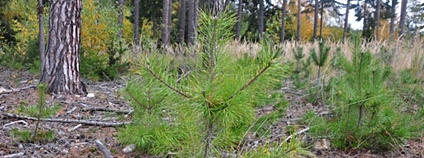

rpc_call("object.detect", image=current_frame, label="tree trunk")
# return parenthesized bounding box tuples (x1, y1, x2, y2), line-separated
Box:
(41, 0, 84, 95)
(134, 0, 140, 50)
(236, 0, 243, 40)
(187, 0, 198, 45)
(162, 0, 171, 46)
(280, 0, 287, 43)
(297, 0, 301, 41)
(209, 0, 222, 16)
(343, 0, 350, 41)
(399, 0, 407, 38)
(319, 0, 323, 39)
(362, 0, 368, 35)
(375, 0, 380, 41)
(258, 0, 264, 39)
(179, 0, 186, 43)
(389, 0, 397, 41)
(118, 0, 124, 40)
(313, 0, 319, 40)
(37, 0, 45, 74)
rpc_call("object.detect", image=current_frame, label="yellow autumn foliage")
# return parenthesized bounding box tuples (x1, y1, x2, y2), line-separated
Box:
(3, 0, 43, 56)
(2, 0, 134, 56)
(81, 0, 133, 53)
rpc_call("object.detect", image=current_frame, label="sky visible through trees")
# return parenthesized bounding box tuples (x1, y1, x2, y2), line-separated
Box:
(271, 0, 424, 30)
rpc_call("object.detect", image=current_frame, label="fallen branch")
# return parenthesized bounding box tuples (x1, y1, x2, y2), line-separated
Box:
(2, 120, 28, 129)
(94, 139, 113, 158)
(278, 127, 310, 148)
(65, 107, 78, 114)
(81, 107, 132, 115)
(1, 152, 24, 158)
(2, 112, 131, 127)
(0, 84, 36, 94)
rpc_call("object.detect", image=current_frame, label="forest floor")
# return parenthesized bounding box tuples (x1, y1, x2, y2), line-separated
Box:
(0, 67, 423, 157)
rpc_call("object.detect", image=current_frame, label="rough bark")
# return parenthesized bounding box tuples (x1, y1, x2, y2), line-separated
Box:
(343, 0, 350, 41)
(313, 0, 319, 40)
(37, 0, 45, 74)
(118, 0, 124, 39)
(134, 0, 140, 50)
(236, 0, 243, 40)
(41, 0, 84, 95)
(179, 0, 186, 43)
(280, 0, 287, 43)
(209, 0, 222, 16)
(258, 0, 264, 39)
(297, 0, 301, 41)
(375, 0, 380, 41)
(162, 0, 171, 46)
(399, 0, 408, 38)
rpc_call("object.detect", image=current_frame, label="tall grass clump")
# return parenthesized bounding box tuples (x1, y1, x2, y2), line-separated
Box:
(118, 10, 291, 157)
(304, 32, 424, 151)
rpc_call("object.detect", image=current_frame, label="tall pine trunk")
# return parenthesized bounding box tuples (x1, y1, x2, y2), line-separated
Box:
(389, 0, 397, 41)
(280, 0, 287, 43)
(313, 0, 319, 40)
(37, 0, 45, 74)
(362, 0, 368, 36)
(179, 0, 186, 43)
(297, 0, 301, 41)
(258, 0, 264, 39)
(41, 0, 84, 95)
(188, 0, 198, 45)
(236, 0, 243, 40)
(118, 0, 124, 40)
(162, 0, 171, 46)
(319, 0, 323, 39)
(134, 0, 140, 50)
(343, 0, 350, 42)
(375, 0, 381, 41)
(399, 0, 407, 38)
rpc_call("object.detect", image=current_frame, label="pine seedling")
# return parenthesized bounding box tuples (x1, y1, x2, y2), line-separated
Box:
(12, 84, 59, 143)
(292, 47, 311, 88)
(119, 10, 289, 157)
(311, 40, 330, 88)
(33, 84, 47, 139)
(293, 46, 305, 74)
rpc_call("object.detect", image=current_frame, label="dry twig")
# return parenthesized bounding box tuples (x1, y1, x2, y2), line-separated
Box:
(2, 112, 130, 127)
(94, 139, 113, 158)
(81, 107, 131, 115)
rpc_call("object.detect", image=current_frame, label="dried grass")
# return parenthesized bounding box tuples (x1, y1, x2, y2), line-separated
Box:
(128, 37, 424, 74)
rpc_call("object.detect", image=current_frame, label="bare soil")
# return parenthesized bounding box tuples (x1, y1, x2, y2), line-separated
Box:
(0, 67, 423, 157)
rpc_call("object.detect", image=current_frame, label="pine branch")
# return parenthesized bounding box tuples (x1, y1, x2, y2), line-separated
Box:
(145, 64, 192, 98)
(227, 62, 272, 101)
(125, 87, 148, 108)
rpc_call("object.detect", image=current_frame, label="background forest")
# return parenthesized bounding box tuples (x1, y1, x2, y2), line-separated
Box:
(1, 0, 424, 157)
